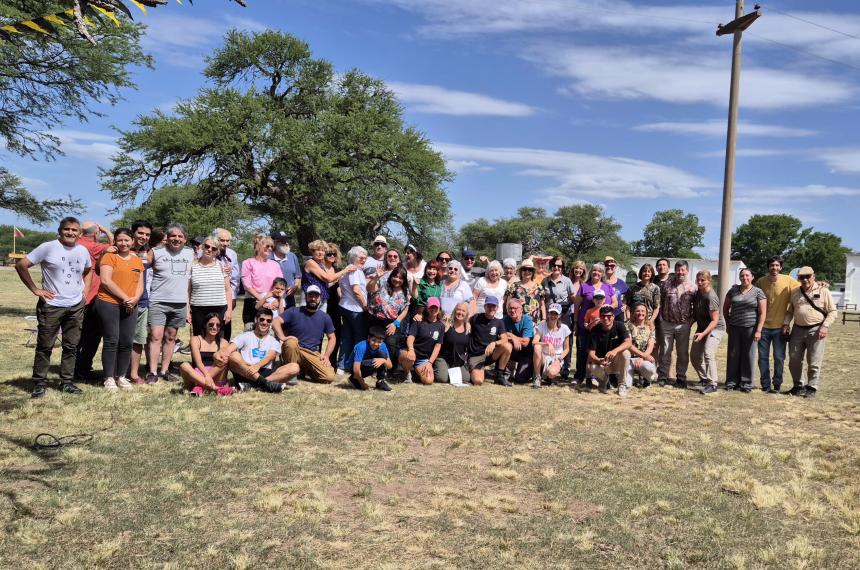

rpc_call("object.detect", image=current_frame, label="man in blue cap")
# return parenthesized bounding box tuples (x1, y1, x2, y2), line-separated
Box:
(466, 295, 512, 386)
(460, 247, 487, 288)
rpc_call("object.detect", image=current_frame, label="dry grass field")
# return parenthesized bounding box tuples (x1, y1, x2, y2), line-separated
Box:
(1, 267, 858, 569)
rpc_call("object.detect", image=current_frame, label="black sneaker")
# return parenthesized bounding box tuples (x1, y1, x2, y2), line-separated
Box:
(235, 382, 252, 392)
(657, 378, 668, 387)
(788, 385, 805, 396)
(145, 372, 159, 384)
(674, 379, 687, 389)
(700, 384, 718, 395)
(263, 380, 285, 393)
(375, 379, 392, 392)
(608, 374, 619, 390)
(349, 376, 369, 391)
(31, 382, 47, 399)
(59, 382, 83, 395)
(804, 387, 817, 399)
(160, 371, 179, 383)
(739, 385, 752, 393)
(598, 378, 609, 394)
(724, 383, 737, 391)
(641, 379, 651, 389)
(766, 387, 779, 394)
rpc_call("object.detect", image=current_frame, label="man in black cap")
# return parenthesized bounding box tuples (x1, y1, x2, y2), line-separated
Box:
(588, 305, 632, 395)
(270, 230, 302, 309)
(460, 247, 487, 288)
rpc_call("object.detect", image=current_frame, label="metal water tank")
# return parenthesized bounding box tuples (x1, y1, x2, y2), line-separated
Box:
(496, 243, 522, 262)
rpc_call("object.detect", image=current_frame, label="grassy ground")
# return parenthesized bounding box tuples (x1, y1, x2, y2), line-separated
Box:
(0, 267, 858, 569)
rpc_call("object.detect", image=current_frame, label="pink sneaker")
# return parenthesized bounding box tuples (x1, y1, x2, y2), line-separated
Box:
(216, 386, 234, 396)
(190, 386, 204, 397)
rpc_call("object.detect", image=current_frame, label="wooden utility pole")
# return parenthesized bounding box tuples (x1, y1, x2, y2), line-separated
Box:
(716, 1, 761, 300)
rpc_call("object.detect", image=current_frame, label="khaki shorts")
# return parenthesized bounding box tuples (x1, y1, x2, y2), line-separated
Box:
(134, 307, 149, 345)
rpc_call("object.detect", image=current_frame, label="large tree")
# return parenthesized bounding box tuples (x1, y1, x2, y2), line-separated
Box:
(633, 209, 704, 258)
(0, 1, 149, 221)
(101, 30, 452, 253)
(732, 214, 805, 277)
(458, 205, 629, 264)
(786, 231, 850, 283)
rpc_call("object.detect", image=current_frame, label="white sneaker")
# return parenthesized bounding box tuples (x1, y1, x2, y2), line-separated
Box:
(104, 377, 118, 391)
(618, 384, 628, 397)
(403, 371, 413, 384)
(115, 376, 133, 390)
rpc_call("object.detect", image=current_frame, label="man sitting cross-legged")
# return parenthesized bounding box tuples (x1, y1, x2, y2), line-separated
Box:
(588, 305, 633, 396)
(273, 285, 337, 383)
(348, 326, 393, 391)
(466, 295, 512, 386)
(227, 307, 299, 392)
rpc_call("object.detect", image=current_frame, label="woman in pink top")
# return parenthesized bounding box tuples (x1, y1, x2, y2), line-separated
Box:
(241, 235, 283, 326)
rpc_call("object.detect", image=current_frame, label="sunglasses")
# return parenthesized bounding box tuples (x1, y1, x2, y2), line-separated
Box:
(448, 268, 459, 272)
(202, 244, 218, 251)
(600, 314, 614, 319)
(798, 275, 813, 280)
(257, 318, 272, 323)
(387, 254, 400, 259)
(263, 245, 273, 250)
(206, 322, 221, 328)
(437, 257, 451, 262)
(463, 257, 475, 261)
(521, 268, 534, 272)
(326, 252, 337, 257)
(374, 243, 387, 247)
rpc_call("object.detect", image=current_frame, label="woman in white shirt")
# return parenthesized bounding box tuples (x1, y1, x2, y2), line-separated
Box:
(473, 260, 507, 319)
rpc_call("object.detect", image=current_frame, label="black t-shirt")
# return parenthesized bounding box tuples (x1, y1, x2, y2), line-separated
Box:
(442, 326, 468, 366)
(411, 320, 444, 360)
(467, 314, 506, 356)
(588, 321, 629, 358)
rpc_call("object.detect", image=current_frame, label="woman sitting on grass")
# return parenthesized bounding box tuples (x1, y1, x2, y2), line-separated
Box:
(179, 312, 234, 396)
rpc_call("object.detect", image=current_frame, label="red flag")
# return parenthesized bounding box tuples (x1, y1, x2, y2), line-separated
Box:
(13, 226, 24, 238)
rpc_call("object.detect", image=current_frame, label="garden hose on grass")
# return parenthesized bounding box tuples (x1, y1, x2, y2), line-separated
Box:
(33, 433, 94, 450)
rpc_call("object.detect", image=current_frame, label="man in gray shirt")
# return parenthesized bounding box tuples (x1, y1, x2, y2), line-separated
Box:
(146, 223, 195, 383)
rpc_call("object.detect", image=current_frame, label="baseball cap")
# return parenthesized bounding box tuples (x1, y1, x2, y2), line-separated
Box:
(548, 303, 562, 314)
(191, 236, 205, 246)
(306, 285, 322, 295)
(604, 255, 617, 263)
(797, 266, 814, 276)
(427, 297, 441, 308)
(599, 305, 614, 315)
(593, 289, 606, 298)
(485, 295, 500, 306)
(372, 235, 388, 246)
(462, 248, 476, 258)
(271, 230, 289, 241)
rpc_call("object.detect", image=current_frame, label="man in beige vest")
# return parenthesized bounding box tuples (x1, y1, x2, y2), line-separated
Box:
(782, 266, 837, 399)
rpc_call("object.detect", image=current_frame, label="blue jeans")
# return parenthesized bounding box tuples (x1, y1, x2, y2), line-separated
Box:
(337, 308, 367, 371)
(758, 327, 786, 390)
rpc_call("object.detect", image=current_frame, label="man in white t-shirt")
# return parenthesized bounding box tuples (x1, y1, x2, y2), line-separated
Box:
(16, 217, 93, 398)
(366, 235, 388, 271)
(226, 308, 299, 392)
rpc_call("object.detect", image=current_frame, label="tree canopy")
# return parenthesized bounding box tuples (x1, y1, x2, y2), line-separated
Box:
(786, 231, 851, 283)
(633, 209, 703, 259)
(0, 1, 149, 222)
(101, 30, 452, 254)
(458, 205, 629, 264)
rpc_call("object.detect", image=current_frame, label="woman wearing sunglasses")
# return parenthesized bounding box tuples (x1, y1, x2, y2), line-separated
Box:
(302, 239, 356, 312)
(179, 312, 233, 396)
(188, 236, 233, 337)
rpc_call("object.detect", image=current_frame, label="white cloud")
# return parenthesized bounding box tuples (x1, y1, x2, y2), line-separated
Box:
(812, 148, 860, 174)
(435, 142, 714, 204)
(526, 44, 854, 110)
(48, 130, 118, 165)
(635, 121, 817, 138)
(388, 82, 537, 116)
(735, 184, 860, 204)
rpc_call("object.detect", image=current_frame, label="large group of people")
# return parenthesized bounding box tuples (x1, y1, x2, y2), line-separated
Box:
(17, 217, 837, 400)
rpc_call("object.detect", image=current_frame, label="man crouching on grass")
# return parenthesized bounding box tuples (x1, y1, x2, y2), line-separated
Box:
(348, 326, 393, 391)
(588, 305, 633, 396)
(227, 308, 299, 392)
(466, 296, 513, 386)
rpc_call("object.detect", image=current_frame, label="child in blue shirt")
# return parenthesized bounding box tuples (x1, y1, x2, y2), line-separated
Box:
(348, 326, 393, 391)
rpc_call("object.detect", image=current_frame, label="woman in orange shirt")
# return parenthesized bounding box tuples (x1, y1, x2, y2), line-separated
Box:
(95, 228, 144, 391)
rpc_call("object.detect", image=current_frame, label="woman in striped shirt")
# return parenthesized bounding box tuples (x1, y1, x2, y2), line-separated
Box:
(188, 236, 233, 337)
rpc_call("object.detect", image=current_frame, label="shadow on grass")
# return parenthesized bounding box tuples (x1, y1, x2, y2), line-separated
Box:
(0, 305, 36, 319)
(0, 433, 64, 523)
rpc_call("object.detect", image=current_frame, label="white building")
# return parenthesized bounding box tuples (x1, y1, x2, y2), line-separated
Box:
(622, 257, 748, 292)
(843, 252, 860, 308)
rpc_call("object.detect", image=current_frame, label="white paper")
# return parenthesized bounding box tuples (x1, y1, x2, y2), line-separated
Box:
(448, 366, 467, 387)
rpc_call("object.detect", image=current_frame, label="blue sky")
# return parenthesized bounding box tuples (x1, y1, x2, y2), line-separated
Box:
(4, 0, 860, 256)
